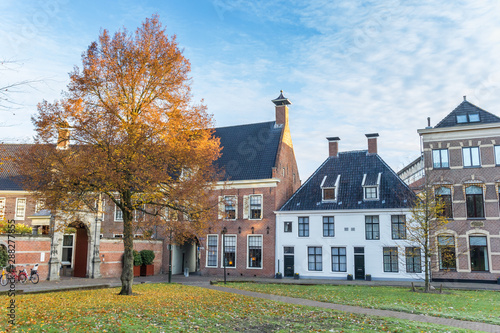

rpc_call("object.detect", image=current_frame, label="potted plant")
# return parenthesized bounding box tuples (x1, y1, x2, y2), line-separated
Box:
(347, 274, 353, 280)
(294, 272, 299, 280)
(133, 250, 142, 277)
(275, 272, 282, 279)
(140, 249, 155, 276)
(365, 274, 372, 281)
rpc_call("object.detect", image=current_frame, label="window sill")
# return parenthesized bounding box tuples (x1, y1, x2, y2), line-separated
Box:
(467, 217, 486, 220)
(432, 167, 450, 170)
(463, 166, 481, 169)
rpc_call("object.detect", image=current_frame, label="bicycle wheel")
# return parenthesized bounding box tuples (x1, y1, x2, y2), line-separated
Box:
(18, 273, 27, 284)
(31, 273, 39, 284)
(0, 274, 7, 286)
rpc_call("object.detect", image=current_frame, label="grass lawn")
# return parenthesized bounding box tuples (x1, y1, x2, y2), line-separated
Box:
(223, 283, 500, 325)
(0, 283, 476, 332)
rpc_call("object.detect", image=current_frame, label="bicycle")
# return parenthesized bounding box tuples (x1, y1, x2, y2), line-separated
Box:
(0, 267, 7, 286)
(6, 265, 27, 284)
(21, 264, 39, 284)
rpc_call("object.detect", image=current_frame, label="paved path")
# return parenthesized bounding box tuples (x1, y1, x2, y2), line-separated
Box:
(5, 274, 500, 332)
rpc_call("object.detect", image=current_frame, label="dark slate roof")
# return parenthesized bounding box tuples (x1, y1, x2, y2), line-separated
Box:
(280, 150, 415, 211)
(434, 100, 500, 128)
(0, 144, 30, 191)
(213, 121, 283, 181)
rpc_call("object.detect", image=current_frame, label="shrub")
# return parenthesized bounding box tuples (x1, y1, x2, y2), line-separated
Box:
(140, 250, 155, 265)
(0, 219, 32, 235)
(0, 246, 7, 267)
(133, 250, 143, 266)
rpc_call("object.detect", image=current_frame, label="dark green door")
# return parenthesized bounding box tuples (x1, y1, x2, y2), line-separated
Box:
(284, 255, 294, 277)
(354, 255, 365, 280)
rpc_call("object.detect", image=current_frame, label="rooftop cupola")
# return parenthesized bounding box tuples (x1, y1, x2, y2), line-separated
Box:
(272, 90, 291, 127)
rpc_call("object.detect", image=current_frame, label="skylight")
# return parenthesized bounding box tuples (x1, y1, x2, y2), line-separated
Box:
(456, 113, 480, 124)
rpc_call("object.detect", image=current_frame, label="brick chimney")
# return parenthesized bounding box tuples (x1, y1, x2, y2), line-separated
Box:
(327, 137, 340, 157)
(57, 120, 71, 150)
(272, 90, 291, 127)
(365, 133, 379, 154)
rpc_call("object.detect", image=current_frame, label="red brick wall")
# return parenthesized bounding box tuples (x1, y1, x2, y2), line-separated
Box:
(99, 238, 163, 278)
(0, 235, 51, 281)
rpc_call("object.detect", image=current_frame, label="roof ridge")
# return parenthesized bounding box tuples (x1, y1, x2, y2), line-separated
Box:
(434, 100, 500, 128)
(214, 120, 275, 130)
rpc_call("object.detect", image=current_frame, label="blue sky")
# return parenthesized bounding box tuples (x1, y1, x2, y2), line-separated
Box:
(2, 0, 500, 181)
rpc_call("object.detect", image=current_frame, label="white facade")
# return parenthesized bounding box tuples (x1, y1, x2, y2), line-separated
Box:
(275, 208, 425, 281)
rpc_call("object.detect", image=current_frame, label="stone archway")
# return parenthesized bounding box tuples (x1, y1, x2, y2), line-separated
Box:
(68, 221, 89, 278)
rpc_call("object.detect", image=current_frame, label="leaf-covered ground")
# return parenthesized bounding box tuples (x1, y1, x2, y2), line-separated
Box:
(224, 283, 500, 325)
(1, 283, 475, 332)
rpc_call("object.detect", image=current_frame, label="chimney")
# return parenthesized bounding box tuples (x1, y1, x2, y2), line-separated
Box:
(57, 120, 71, 150)
(327, 137, 340, 157)
(365, 133, 379, 154)
(271, 90, 291, 127)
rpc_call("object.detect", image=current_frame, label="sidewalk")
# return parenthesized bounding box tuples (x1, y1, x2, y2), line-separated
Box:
(3, 274, 500, 332)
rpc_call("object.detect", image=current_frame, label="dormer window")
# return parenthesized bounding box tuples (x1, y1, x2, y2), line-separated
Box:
(321, 174, 340, 202)
(362, 173, 381, 201)
(456, 113, 480, 124)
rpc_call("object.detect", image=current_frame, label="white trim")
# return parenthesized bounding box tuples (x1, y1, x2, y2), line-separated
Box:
(15, 198, 26, 220)
(213, 178, 280, 189)
(206, 234, 219, 268)
(247, 234, 263, 269)
(221, 234, 237, 268)
(248, 194, 263, 220)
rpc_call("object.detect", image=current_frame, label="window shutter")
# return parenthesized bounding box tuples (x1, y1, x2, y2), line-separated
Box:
(234, 196, 238, 220)
(243, 195, 249, 219)
(218, 196, 224, 220)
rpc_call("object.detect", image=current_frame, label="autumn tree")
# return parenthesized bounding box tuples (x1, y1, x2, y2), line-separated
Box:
(18, 15, 221, 295)
(405, 182, 449, 292)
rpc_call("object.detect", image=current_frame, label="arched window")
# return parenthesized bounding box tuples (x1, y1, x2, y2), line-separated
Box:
(435, 187, 452, 218)
(465, 186, 484, 218)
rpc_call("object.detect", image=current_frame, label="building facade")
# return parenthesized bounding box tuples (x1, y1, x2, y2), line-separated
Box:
(418, 97, 500, 282)
(198, 91, 300, 278)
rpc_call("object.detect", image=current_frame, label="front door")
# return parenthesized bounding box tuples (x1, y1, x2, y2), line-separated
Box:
(354, 255, 365, 280)
(284, 255, 294, 277)
(73, 227, 88, 278)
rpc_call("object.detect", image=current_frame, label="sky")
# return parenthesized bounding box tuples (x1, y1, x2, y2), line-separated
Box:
(2, 0, 500, 181)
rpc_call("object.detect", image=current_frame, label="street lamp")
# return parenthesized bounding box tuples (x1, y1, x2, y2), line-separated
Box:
(221, 227, 227, 284)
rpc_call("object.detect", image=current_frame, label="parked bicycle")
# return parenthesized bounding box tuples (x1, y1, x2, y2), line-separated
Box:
(2, 265, 27, 284)
(0, 267, 8, 286)
(21, 264, 39, 284)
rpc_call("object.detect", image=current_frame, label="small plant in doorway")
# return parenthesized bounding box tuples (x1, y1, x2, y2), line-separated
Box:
(133, 250, 142, 277)
(275, 272, 282, 279)
(140, 250, 155, 276)
(347, 274, 353, 280)
(293, 273, 299, 280)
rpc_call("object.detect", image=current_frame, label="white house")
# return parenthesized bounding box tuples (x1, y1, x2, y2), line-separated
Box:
(275, 134, 424, 281)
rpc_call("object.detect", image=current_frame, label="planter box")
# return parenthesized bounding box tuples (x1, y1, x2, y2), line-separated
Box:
(365, 274, 372, 281)
(347, 274, 353, 280)
(140, 264, 154, 276)
(133, 265, 141, 277)
(275, 273, 282, 279)
(294, 274, 299, 280)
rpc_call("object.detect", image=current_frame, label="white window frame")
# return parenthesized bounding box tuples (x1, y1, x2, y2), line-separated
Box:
(114, 201, 123, 222)
(495, 145, 500, 166)
(362, 173, 381, 201)
(221, 234, 237, 268)
(206, 234, 218, 268)
(462, 147, 481, 167)
(113, 233, 123, 238)
(321, 175, 340, 202)
(224, 195, 237, 220)
(15, 198, 27, 220)
(248, 194, 263, 220)
(247, 234, 263, 269)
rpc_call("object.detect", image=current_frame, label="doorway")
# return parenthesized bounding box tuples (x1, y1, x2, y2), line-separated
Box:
(69, 222, 89, 278)
(354, 247, 365, 280)
(284, 246, 294, 277)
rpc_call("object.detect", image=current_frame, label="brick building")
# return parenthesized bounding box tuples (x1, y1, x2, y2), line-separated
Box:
(418, 97, 500, 282)
(198, 91, 300, 278)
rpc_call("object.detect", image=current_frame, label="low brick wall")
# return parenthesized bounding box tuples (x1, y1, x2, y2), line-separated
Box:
(99, 238, 163, 278)
(0, 235, 51, 281)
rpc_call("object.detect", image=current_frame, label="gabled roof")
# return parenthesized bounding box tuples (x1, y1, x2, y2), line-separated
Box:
(213, 121, 283, 181)
(0, 144, 30, 191)
(434, 100, 500, 128)
(280, 150, 414, 211)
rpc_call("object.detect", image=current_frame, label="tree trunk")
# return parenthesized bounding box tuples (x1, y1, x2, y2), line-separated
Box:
(119, 195, 134, 295)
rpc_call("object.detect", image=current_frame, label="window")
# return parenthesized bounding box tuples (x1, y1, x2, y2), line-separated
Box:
(323, 188, 335, 201)
(206, 235, 218, 267)
(248, 235, 262, 268)
(249, 195, 262, 219)
(391, 215, 406, 239)
(364, 186, 378, 199)
(437, 235, 456, 270)
(298, 217, 309, 237)
(495, 146, 500, 165)
(331, 247, 346, 272)
(462, 147, 480, 167)
(114, 202, 123, 221)
(223, 235, 236, 267)
(365, 216, 380, 240)
(35, 199, 46, 213)
(456, 113, 480, 123)
(284, 246, 294, 254)
(405, 247, 421, 273)
(470, 236, 488, 271)
(113, 234, 123, 238)
(432, 149, 449, 169)
(323, 216, 335, 237)
(62, 234, 74, 265)
(15, 198, 26, 220)
(435, 187, 452, 218)
(383, 247, 398, 272)
(284, 221, 292, 233)
(224, 196, 236, 220)
(0, 198, 5, 219)
(308, 247, 322, 271)
(466, 186, 484, 218)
